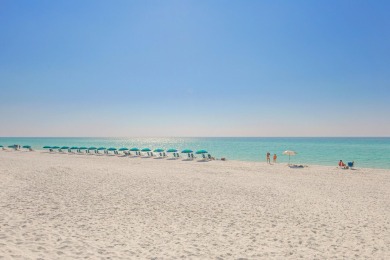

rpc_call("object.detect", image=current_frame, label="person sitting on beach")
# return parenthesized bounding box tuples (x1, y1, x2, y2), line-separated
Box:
(339, 160, 349, 169)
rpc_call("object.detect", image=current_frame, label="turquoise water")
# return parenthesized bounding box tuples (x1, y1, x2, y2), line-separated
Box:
(1, 137, 389, 169)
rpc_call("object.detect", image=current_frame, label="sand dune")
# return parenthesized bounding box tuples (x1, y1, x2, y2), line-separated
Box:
(1, 151, 389, 259)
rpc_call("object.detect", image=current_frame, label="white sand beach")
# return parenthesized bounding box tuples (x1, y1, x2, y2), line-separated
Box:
(1, 150, 389, 259)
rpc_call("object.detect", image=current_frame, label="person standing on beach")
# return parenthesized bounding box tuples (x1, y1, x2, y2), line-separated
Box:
(266, 152, 271, 164)
(273, 154, 277, 163)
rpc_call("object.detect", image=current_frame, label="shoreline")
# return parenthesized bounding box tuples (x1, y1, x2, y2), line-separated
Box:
(1, 148, 390, 171)
(1, 137, 389, 170)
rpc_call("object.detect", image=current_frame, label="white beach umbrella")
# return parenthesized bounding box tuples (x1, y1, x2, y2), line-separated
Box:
(283, 150, 297, 164)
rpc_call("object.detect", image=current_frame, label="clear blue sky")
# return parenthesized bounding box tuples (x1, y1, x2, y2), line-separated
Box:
(1, 0, 389, 137)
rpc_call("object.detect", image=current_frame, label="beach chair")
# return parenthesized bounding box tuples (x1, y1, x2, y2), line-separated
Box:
(347, 161, 355, 170)
(207, 154, 215, 160)
(198, 154, 208, 162)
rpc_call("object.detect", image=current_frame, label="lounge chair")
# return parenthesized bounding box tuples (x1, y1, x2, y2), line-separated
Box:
(347, 161, 355, 170)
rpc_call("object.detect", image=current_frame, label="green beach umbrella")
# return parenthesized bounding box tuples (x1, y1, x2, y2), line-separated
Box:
(166, 148, 177, 153)
(79, 147, 88, 150)
(51, 146, 60, 149)
(70, 146, 78, 150)
(195, 149, 208, 154)
(8, 145, 16, 148)
(118, 148, 129, 151)
(153, 148, 164, 152)
(141, 148, 151, 152)
(22, 145, 31, 148)
(107, 147, 117, 151)
(43, 146, 52, 149)
(97, 147, 106, 150)
(0, 145, 3, 148)
(88, 147, 97, 150)
(130, 148, 139, 151)
(181, 149, 193, 153)
(61, 146, 69, 149)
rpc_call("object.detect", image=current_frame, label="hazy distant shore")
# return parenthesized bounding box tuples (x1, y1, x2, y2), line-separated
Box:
(1, 151, 389, 259)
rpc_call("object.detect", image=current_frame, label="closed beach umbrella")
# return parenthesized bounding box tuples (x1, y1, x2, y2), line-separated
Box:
(166, 148, 177, 153)
(181, 149, 193, 154)
(283, 150, 297, 164)
(154, 148, 164, 152)
(195, 149, 208, 154)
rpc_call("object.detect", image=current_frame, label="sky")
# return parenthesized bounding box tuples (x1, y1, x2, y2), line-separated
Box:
(0, 0, 389, 137)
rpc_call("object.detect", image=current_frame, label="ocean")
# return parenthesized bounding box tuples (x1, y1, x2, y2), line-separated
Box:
(0, 137, 389, 169)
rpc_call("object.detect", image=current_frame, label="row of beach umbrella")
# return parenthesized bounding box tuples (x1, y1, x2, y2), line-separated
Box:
(1, 145, 207, 154)
(41, 146, 209, 155)
(0, 145, 32, 149)
(1, 145, 210, 159)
